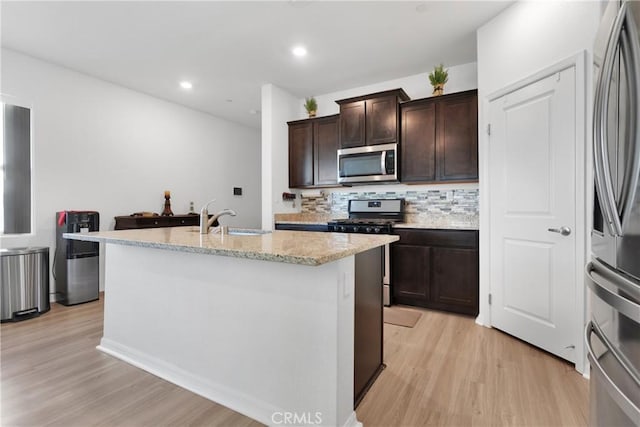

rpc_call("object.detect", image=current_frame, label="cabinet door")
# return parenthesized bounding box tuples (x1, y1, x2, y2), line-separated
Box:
(314, 116, 339, 186)
(391, 244, 430, 307)
(366, 96, 398, 145)
(400, 100, 436, 182)
(289, 122, 314, 188)
(436, 92, 478, 181)
(339, 101, 366, 148)
(430, 247, 479, 315)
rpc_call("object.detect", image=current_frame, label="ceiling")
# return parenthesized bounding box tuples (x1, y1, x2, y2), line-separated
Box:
(1, 1, 512, 129)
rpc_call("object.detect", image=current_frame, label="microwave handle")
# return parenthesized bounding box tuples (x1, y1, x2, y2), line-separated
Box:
(380, 151, 387, 174)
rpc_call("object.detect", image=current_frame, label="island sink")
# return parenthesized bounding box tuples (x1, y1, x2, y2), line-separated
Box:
(226, 228, 271, 236)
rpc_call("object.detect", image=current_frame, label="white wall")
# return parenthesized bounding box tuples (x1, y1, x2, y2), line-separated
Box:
(1, 48, 261, 294)
(261, 83, 300, 230)
(477, 1, 601, 96)
(476, 0, 602, 373)
(305, 62, 477, 119)
(260, 62, 479, 218)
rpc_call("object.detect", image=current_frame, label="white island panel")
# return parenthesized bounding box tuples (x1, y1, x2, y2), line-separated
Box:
(99, 243, 360, 427)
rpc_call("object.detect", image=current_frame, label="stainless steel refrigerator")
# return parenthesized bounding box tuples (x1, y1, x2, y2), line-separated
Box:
(588, 1, 640, 425)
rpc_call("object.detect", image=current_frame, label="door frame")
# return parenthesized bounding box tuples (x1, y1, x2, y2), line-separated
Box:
(478, 51, 590, 373)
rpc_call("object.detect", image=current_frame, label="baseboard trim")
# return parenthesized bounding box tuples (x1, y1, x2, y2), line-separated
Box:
(97, 338, 278, 426)
(342, 411, 362, 427)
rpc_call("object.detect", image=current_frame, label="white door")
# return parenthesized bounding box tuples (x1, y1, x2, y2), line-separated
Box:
(488, 67, 577, 362)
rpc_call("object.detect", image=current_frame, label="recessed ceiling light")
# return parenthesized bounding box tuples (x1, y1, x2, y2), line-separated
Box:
(180, 81, 193, 90)
(292, 46, 307, 57)
(226, 99, 233, 103)
(415, 2, 428, 13)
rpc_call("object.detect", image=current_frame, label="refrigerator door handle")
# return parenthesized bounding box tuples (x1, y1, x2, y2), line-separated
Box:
(619, 6, 640, 229)
(594, 2, 627, 237)
(585, 321, 640, 422)
(586, 260, 640, 324)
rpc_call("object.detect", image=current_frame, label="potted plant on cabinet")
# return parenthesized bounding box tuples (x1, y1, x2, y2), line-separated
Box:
(304, 97, 318, 117)
(429, 64, 449, 96)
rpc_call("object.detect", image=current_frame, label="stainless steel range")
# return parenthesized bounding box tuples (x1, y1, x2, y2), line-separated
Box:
(328, 199, 405, 233)
(328, 199, 404, 306)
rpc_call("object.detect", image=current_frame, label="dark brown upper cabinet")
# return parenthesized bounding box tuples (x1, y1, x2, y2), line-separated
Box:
(314, 115, 340, 186)
(401, 100, 436, 182)
(400, 89, 478, 183)
(288, 114, 340, 188)
(338, 101, 365, 148)
(437, 91, 478, 181)
(288, 121, 314, 188)
(336, 89, 410, 149)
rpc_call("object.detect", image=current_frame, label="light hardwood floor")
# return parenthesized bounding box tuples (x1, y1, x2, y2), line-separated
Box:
(358, 307, 589, 426)
(1, 297, 588, 426)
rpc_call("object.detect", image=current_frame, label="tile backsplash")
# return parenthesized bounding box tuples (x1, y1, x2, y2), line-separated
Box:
(300, 189, 479, 216)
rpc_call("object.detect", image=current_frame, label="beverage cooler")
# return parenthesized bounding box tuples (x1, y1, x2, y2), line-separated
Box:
(55, 211, 100, 305)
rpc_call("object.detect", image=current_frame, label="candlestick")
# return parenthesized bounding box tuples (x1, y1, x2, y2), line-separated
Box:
(161, 190, 174, 216)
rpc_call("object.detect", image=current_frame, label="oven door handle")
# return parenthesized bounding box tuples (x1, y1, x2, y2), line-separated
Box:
(585, 321, 640, 422)
(586, 260, 640, 324)
(380, 151, 387, 175)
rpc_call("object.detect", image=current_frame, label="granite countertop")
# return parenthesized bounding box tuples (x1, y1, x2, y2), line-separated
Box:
(394, 214, 479, 230)
(274, 213, 479, 230)
(273, 213, 346, 225)
(64, 227, 398, 266)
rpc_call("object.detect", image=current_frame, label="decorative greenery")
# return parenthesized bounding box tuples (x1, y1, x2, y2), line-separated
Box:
(428, 64, 449, 87)
(304, 97, 318, 113)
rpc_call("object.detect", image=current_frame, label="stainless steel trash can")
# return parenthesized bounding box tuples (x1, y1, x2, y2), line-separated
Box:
(0, 247, 50, 322)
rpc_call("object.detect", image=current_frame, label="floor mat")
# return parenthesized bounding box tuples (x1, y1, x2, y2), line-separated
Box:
(383, 306, 422, 328)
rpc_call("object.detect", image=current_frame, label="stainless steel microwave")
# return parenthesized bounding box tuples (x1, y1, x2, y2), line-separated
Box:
(337, 143, 398, 184)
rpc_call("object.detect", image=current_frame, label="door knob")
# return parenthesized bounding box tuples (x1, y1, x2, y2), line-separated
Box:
(548, 226, 572, 236)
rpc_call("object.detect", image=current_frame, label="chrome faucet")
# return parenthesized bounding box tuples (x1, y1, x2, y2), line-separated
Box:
(209, 209, 237, 234)
(200, 199, 237, 234)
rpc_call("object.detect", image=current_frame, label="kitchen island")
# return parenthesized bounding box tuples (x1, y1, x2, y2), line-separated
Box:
(64, 227, 397, 427)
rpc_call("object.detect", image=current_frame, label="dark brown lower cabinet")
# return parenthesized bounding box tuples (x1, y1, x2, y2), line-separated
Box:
(354, 246, 384, 408)
(391, 229, 479, 316)
(391, 244, 430, 306)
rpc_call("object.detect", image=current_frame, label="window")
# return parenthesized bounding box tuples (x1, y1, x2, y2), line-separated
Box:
(1, 101, 32, 234)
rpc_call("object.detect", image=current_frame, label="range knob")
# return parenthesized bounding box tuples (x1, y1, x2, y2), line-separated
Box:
(351, 226, 359, 233)
(339, 226, 346, 232)
(365, 227, 373, 233)
(373, 227, 381, 233)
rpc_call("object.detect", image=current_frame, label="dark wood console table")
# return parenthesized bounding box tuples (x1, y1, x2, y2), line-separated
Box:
(114, 214, 200, 230)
